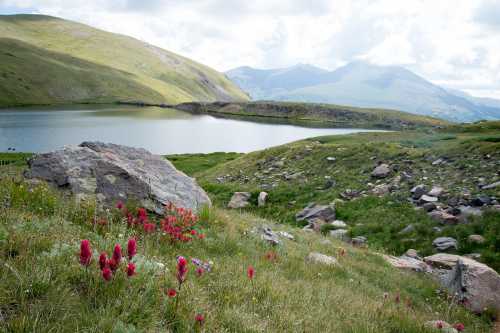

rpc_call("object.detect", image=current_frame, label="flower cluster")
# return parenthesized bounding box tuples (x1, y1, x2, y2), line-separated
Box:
(79, 238, 138, 281)
(116, 202, 205, 243)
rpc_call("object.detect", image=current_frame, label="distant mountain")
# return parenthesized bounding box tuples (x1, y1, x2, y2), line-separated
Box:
(0, 14, 248, 107)
(226, 61, 500, 122)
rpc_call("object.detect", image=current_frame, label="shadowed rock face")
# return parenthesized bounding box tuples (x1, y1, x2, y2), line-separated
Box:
(24, 142, 211, 213)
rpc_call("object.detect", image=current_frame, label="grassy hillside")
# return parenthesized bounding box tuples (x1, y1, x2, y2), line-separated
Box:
(0, 168, 492, 332)
(170, 122, 500, 271)
(0, 14, 249, 107)
(174, 101, 450, 130)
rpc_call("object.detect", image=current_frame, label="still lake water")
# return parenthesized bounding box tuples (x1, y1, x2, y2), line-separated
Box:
(0, 105, 380, 154)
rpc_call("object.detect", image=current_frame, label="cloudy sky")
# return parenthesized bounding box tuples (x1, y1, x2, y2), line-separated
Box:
(1, 0, 500, 98)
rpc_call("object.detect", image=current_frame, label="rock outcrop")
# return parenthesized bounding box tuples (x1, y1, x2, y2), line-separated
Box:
(25, 142, 211, 213)
(227, 192, 251, 209)
(424, 253, 500, 314)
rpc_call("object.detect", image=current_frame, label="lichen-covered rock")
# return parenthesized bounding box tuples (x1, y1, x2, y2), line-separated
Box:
(371, 164, 391, 178)
(24, 142, 211, 213)
(424, 253, 500, 314)
(296, 203, 336, 224)
(305, 252, 338, 266)
(227, 192, 251, 209)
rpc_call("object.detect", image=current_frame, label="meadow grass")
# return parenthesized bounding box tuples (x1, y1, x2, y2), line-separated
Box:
(0, 173, 494, 332)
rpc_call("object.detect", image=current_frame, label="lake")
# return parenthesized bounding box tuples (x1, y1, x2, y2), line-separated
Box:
(0, 105, 381, 154)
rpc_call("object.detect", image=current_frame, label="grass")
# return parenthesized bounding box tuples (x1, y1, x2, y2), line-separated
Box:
(166, 152, 243, 177)
(178, 123, 500, 272)
(0, 175, 493, 332)
(0, 14, 248, 108)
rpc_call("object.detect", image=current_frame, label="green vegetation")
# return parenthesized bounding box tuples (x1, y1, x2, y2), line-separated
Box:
(0, 173, 492, 332)
(167, 152, 242, 176)
(175, 101, 450, 130)
(0, 14, 248, 108)
(176, 122, 500, 271)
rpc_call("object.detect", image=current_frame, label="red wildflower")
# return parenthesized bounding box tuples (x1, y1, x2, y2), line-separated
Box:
(116, 201, 124, 210)
(107, 258, 118, 272)
(127, 262, 136, 277)
(143, 223, 156, 233)
(435, 321, 444, 329)
(176, 256, 188, 284)
(198, 234, 205, 240)
(196, 267, 204, 277)
(127, 238, 137, 260)
(265, 251, 278, 262)
(126, 213, 134, 227)
(79, 239, 92, 266)
(112, 244, 122, 265)
(166, 288, 177, 298)
(98, 252, 107, 270)
(339, 248, 346, 257)
(194, 313, 205, 326)
(453, 323, 465, 332)
(190, 229, 197, 236)
(97, 218, 107, 226)
(102, 267, 113, 281)
(137, 208, 148, 223)
(247, 265, 255, 280)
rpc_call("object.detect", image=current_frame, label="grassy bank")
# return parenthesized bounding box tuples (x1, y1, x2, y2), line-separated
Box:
(169, 122, 500, 272)
(0, 173, 493, 332)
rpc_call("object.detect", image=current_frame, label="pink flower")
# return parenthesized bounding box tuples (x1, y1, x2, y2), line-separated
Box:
(194, 313, 205, 326)
(190, 229, 197, 236)
(247, 265, 255, 280)
(112, 244, 122, 265)
(435, 321, 444, 329)
(196, 267, 204, 277)
(98, 252, 107, 270)
(166, 288, 177, 298)
(127, 238, 137, 260)
(127, 262, 136, 277)
(116, 201, 124, 210)
(198, 234, 205, 240)
(137, 208, 148, 223)
(453, 323, 465, 332)
(107, 258, 118, 272)
(79, 240, 92, 266)
(143, 223, 156, 233)
(102, 267, 113, 281)
(176, 256, 188, 284)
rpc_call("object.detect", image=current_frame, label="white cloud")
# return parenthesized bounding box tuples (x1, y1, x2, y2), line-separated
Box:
(1, 0, 500, 98)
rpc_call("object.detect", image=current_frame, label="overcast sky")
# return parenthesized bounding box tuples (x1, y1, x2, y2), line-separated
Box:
(1, 0, 500, 98)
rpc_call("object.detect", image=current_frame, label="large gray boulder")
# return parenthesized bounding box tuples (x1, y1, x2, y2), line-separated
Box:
(227, 192, 251, 209)
(432, 237, 458, 251)
(296, 203, 336, 224)
(24, 142, 211, 213)
(424, 253, 500, 314)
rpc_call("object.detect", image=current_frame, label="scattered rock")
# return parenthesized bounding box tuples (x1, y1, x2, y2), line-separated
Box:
(432, 158, 445, 166)
(326, 157, 336, 162)
(422, 202, 437, 212)
(404, 249, 420, 259)
(419, 195, 438, 204)
(257, 192, 268, 207)
(432, 237, 458, 251)
(411, 184, 427, 199)
(467, 234, 485, 244)
(258, 226, 281, 246)
(296, 203, 336, 224)
(424, 253, 500, 314)
(329, 229, 349, 241)
(352, 236, 367, 246)
(278, 231, 295, 241)
(372, 184, 390, 196)
(428, 186, 444, 197)
(24, 142, 211, 213)
(481, 181, 500, 190)
(330, 220, 347, 229)
(471, 196, 491, 207)
(305, 252, 338, 266)
(399, 224, 415, 235)
(228, 192, 251, 209)
(382, 254, 430, 272)
(371, 164, 391, 178)
(429, 210, 459, 225)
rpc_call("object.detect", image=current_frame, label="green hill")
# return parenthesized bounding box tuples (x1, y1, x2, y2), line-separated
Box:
(0, 14, 249, 107)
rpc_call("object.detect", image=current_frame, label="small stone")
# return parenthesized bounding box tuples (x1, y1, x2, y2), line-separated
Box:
(422, 202, 437, 212)
(404, 249, 420, 259)
(428, 186, 444, 197)
(326, 157, 336, 162)
(399, 224, 415, 234)
(420, 195, 438, 203)
(467, 234, 485, 244)
(330, 220, 347, 229)
(471, 196, 491, 207)
(257, 192, 268, 207)
(424, 320, 457, 333)
(428, 210, 458, 225)
(278, 231, 295, 241)
(352, 236, 367, 246)
(482, 181, 500, 190)
(329, 229, 349, 240)
(371, 164, 391, 178)
(432, 237, 458, 251)
(305, 252, 338, 266)
(227, 192, 251, 209)
(410, 184, 427, 199)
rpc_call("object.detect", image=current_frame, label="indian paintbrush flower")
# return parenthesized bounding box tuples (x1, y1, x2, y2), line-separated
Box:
(102, 267, 113, 281)
(112, 244, 122, 265)
(127, 238, 137, 260)
(177, 256, 188, 284)
(126, 262, 136, 277)
(247, 265, 255, 280)
(99, 252, 107, 270)
(166, 288, 177, 298)
(79, 239, 92, 266)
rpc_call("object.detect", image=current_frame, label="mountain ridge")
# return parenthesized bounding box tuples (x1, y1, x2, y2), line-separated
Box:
(226, 62, 500, 122)
(0, 14, 249, 107)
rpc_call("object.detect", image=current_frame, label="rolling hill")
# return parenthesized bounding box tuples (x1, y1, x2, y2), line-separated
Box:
(227, 62, 500, 122)
(0, 14, 249, 107)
